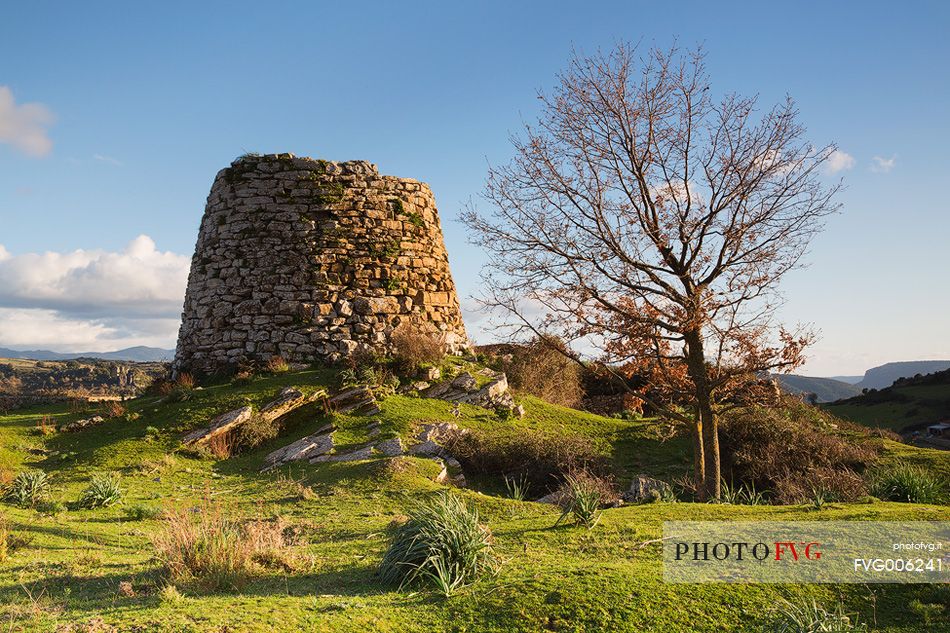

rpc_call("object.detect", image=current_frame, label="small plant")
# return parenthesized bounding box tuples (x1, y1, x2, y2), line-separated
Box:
(206, 433, 233, 460)
(126, 503, 163, 521)
(144, 426, 161, 441)
(379, 492, 498, 596)
(908, 599, 945, 627)
(0, 518, 33, 561)
(101, 400, 126, 418)
(158, 584, 184, 604)
(234, 413, 280, 452)
(382, 276, 401, 292)
(264, 356, 290, 374)
(809, 487, 836, 511)
(406, 211, 425, 227)
(34, 416, 57, 436)
(390, 197, 405, 214)
(555, 471, 610, 529)
(869, 464, 947, 504)
(78, 472, 123, 508)
(3, 470, 52, 507)
(125, 411, 141, 422)
(503, 475, 530, 501)
(765, 598, 867, 632)
(719, 479, 767, 505)
(36, 499, 67, 515)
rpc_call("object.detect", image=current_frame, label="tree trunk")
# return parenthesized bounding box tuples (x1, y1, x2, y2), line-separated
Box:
(699, 399, 720, 500)
(684, 330, 720, 500)
(692, 406, 705, 492)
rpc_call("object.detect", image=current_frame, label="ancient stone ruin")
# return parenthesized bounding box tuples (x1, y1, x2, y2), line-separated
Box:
(173, 153, 468, 375)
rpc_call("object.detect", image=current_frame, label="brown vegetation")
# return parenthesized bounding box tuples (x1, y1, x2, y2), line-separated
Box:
(443, 428, 610, 494)
(719, 400, 879, 504)
(391, 323, 445, 371)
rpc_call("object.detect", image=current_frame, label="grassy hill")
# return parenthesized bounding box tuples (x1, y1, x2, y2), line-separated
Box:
(825, 368, 950, 433)
(773, 374, 863, 402)
(1, 365, 948, 632)
(856, 361, 950, 390)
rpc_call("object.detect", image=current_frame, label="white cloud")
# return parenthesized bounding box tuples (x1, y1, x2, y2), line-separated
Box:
(825, 150, 855, 174)
(0, 86, 54, 157)
(93, 153, 123, 166)
(871, 155, 897, 173)
(0, 235, 189, 351)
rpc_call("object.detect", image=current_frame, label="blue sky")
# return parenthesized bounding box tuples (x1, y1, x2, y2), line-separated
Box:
(0, 1, 948, 375)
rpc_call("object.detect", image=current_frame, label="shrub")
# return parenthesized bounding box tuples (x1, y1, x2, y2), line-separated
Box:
(78, 473, 123, 508)
(153, 504, 294, 592)
(719, 400, 878, 504)
(3, 470, 52, 507)
(126, 503, 163, 521)
(144, 426, 160, 440)
(501, 338, 585, 408)
(391, 323, 445, 371)
(379, 492, 498, 596)
(101, 400, 126, 418)
(869, 464, 947, 504)
(233, 413, 280, 452)
(0, 518, 32, 561)
(206, 433, 233, 460)
(765, 598, 867, 632)
(36, 499, 67, 515)
(443, 428, 609, 494)
(554, 471, 614, 529)
(264, 356, 290, 374)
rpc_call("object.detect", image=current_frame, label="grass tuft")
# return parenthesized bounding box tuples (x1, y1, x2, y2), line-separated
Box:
(379, 492, 498, 596)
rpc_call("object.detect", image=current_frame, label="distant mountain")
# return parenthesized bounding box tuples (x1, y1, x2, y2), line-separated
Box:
(773, 374, 863, 403)
(829, 375, 863, 385)
(856, 360, 950, 390)
(0, 346, 174, 362)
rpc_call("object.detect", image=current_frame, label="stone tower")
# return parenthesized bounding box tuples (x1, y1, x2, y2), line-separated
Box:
(173, 153, 468, 375)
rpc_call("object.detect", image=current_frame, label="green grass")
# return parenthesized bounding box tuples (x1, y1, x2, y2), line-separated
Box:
(0, 368, 948, 631)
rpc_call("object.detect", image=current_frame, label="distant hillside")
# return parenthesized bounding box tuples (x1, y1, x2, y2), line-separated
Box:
(856, 360, 950, 390)
(825, 368, 950, 432)
(0, 346, 174, 362)
(773, 374, 862, 403)
(829, 375, 863, 385)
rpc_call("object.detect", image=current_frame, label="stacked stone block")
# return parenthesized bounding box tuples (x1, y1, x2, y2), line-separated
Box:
(173, 153, 467, 374)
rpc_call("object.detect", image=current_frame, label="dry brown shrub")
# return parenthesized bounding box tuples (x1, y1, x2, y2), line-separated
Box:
(494, 338, 585, 409)
(175, 373, 196, 389)
(206, 433, 233, 460)
(443, 428, 609, 494)
(719, 400, 880, 504)
(153, 503, 297, 592)
(101, 401, 126, 419)
(263, 356, 289, 374)
(391, 323, 445, 371)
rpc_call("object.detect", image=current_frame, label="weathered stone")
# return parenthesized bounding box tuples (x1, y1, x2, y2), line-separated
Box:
(421, 366, 441, 381)
(328, 386, 381, 415)
(184, 386, 324, 447)
(375, 437, 404, 457)
(173, 155, 469, 376)
(311, 444, 375, 463)
(261, 424, 335, 471)
(623, 475, 672, 503)
(182, 406, 253, 446)
(60, 415, 105, 433)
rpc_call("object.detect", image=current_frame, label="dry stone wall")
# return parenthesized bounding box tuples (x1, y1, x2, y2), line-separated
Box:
(173, 153, 468, 375)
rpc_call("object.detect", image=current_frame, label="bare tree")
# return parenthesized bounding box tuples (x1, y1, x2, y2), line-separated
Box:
(462, 44, 840, 499)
